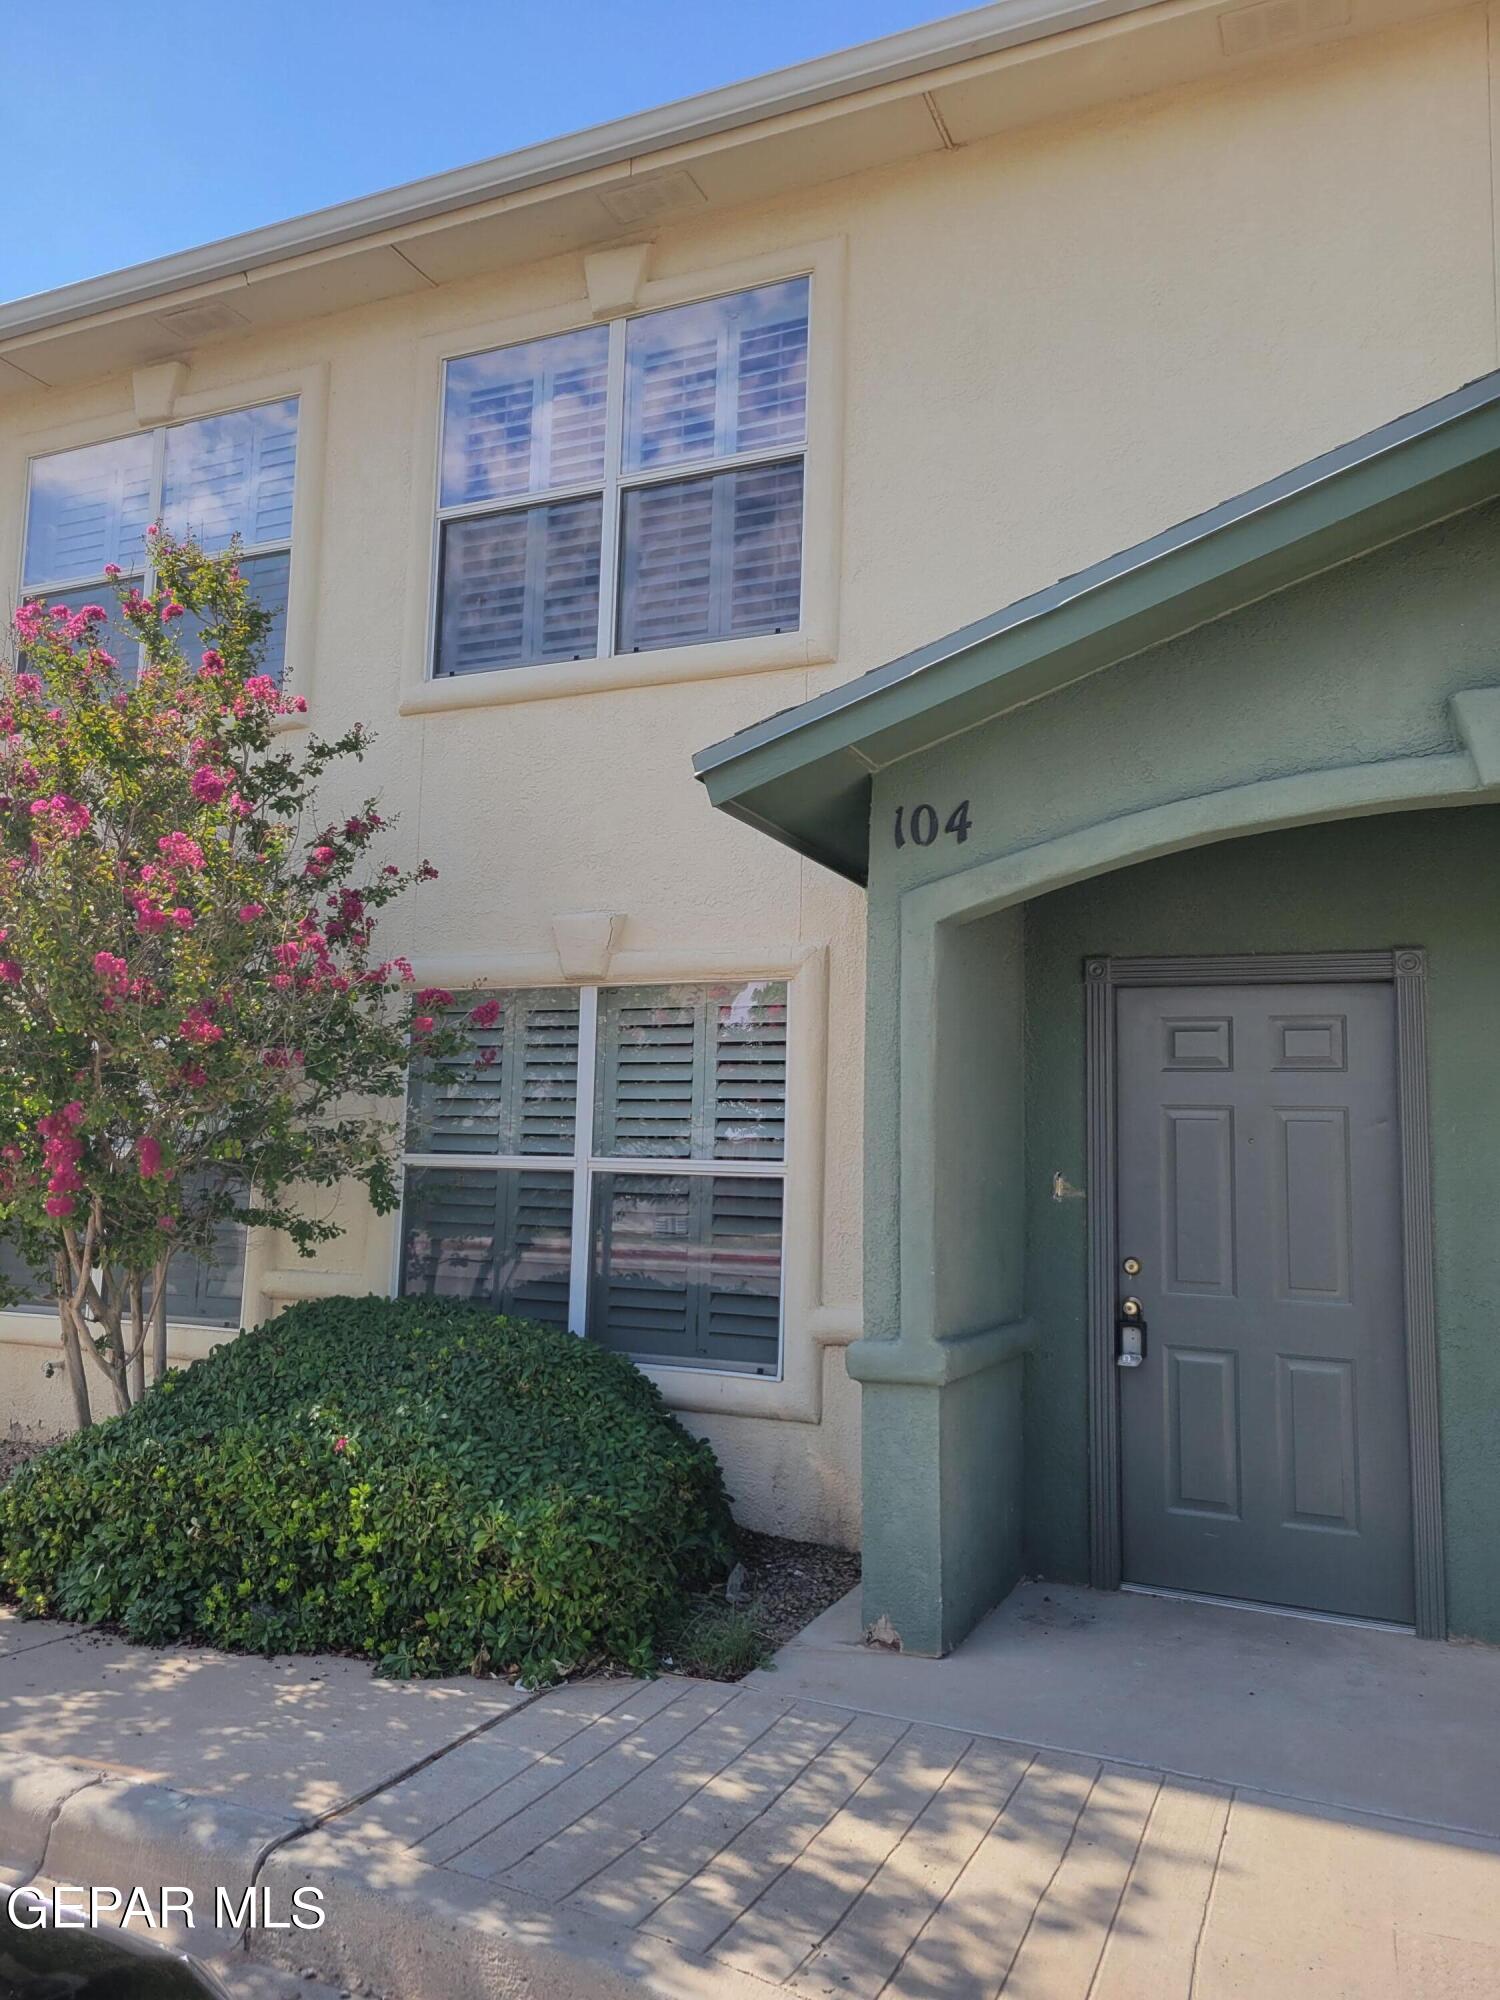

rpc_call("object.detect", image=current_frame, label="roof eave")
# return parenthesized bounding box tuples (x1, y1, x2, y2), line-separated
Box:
(695, 368, 1500, 880)
(0, 0, 1152, 343)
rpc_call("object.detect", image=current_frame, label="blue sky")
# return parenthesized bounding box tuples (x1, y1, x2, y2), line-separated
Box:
(0, 1, 963, 304)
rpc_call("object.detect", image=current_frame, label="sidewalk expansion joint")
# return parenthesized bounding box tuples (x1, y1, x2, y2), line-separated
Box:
(219, 1678, 553, 1958)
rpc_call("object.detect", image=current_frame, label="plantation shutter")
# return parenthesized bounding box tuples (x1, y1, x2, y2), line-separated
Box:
(161, 399, 300, 552)
(595, 984, 787, 1164)
(587, 1174, 781, 1373)
(0, 1240, 53, 1312)
(399, 1166, 572, 1329)
(728, 460, 803, 637)
(713, 984, 788, 1159)
(623, 278, 810, 471)
(590, 982, 786, 1372)
(703, 1176, 782, 1368)
(407, 989, 580, 1158)
(441, 326, 609, 507)
(630, 333, 720, 468)
(734, 308, 809, 453)
(24, 432, 154, 587)
(437, 498, 602, 675)
(617, 464, 802, 654)
(161, 1211, 248, 1328)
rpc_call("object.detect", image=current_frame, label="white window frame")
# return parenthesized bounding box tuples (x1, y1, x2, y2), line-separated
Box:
(2, 364, 328, 710)
(395, 978, 792, 1381)
(399, 238, 846, 716)
(430, 285, 810, 678)
(19, 394, 301, 675)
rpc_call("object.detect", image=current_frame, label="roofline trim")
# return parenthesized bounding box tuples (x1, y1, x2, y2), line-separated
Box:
(693, 366, 1500, 783)
(0, 0, 1152, 343)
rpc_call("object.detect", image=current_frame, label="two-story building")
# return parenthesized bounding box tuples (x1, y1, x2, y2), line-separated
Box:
(4, 0, 1499, 1656)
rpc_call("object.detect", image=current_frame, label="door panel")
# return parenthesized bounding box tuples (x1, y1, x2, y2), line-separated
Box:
(1117, 981, 1414, 1623)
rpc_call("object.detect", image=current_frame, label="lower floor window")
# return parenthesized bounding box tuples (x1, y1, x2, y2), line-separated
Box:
(0, 1206, 246, 1329)
(398, 980, 788, 1376)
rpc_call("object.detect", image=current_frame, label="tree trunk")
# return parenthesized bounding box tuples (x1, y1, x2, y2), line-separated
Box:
(53, 1251, 93, 1430)
(128, 1274, 146, 1406)
(63, 1232, 129, 1417)
(150, 1254, 171, 1386)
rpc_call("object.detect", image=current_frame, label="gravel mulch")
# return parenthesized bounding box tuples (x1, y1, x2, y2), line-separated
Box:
(662, 1528, 860, 1681)
(731, 1528, 860, 1654)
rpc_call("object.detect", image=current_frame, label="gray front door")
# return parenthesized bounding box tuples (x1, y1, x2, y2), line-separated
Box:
(1116, 981, 1414, 1623)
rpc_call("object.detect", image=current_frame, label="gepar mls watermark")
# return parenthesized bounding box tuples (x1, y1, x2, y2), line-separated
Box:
(2, 1882, 326, 1930)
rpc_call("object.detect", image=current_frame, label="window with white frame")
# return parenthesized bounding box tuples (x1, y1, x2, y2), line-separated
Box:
(432, 277, 809, 678)
(399, 980, 788, 1375)
(22, 398, 300, 683)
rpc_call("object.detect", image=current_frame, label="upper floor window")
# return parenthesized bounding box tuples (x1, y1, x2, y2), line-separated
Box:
(22, 398, 300, 684)
(433, 278, 809, 678)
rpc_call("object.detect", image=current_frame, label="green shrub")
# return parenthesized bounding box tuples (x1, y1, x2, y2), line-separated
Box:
(0, 1297, 733, 1680)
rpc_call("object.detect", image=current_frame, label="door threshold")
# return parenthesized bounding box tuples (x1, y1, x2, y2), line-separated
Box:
(1119, 1581, 1415, 1636)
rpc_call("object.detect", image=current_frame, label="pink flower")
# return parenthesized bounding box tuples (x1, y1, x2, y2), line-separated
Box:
(28, 795, 91, 839)
(0, 961, 20, 985)
(172, 907, 195, 930)
(236, 903, 265, 923)
(13, 671, 43, 697)
(200, 649, 224, 672)
(272, 940, 302, 968)
(242, 675, 278, 705)
(178, 1007, 225, 1046)
(178, 1063, 208, 1087)
(62, 1102, 84, 1127)
(468, 998, 501, 1030)
(160, 601, 184, 622)
(157, 831, 204, 870)
(416, 987, 452, 1008)
(104, 563, 121, 578)
(333, 1435, 348, 1454)
(158, 1214, 176, 1233)
(44, 1194, 74, 1217)
(190, 766, 227, 804)
(137, 1135, 162, 1180)
(411, 1015, 435, 1037)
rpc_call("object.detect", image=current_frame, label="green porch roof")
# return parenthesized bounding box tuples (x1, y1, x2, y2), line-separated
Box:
(693, 369, 1500, 884)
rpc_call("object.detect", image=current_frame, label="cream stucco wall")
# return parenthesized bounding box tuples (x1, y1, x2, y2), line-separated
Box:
(2, 8, 1498, 1545)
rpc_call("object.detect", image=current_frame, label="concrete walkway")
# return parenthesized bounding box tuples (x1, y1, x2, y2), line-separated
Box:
(3, 1592, 1499, 1998)
(749, 1579, 1500, 1839)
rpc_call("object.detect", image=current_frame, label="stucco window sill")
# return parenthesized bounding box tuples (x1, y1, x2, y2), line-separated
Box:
(0, 1310, 234, 1362)
(399, 626, 830, 716)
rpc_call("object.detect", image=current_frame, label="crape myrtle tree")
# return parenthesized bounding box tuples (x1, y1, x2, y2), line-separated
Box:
(0, 531, 465, 1425)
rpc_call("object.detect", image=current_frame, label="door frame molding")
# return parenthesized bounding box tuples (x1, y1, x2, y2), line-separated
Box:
(1084, 949, 1445, 1638)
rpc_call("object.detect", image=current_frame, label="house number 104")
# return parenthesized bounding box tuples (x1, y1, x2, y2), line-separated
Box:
(893, 801, 972, 849)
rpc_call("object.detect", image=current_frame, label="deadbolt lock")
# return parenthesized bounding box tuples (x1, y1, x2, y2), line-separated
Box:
(1122, 1256, 1141, 1277)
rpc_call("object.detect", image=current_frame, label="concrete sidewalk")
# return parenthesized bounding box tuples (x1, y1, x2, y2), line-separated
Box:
(3, 1598, 1499, 1998)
